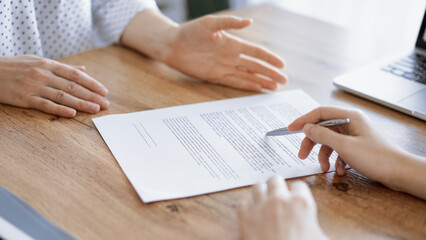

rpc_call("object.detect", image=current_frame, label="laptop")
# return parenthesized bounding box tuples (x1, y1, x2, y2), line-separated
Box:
(334, 10, 426, 121)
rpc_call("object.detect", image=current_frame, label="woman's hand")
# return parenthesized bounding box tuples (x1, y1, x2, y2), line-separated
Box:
(287, 106, 409, 191)
(122, 10, 286, 91)
(164, 15, 287, 91)
(0, 55, 109, 117)
(237, 175, 327, 240)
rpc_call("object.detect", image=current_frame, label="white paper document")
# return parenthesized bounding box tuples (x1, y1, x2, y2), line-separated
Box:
(93, 89, 336, 203)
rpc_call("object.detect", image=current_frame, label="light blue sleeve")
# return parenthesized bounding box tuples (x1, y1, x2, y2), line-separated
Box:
(91, 0, 159, 47)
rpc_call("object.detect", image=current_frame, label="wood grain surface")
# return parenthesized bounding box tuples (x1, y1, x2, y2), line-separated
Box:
(1, 4, 425, 240)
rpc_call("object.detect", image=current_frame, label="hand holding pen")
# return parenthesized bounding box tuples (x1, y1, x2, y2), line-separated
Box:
(238, 106, 426, 240)
(283, 106, 402, 184)
(266, 106, 426, 201)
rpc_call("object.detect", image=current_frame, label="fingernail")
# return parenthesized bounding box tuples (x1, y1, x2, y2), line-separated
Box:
(337, 167, 344, 176)
(100, 87, 108, 96)
(68, 109, 76, 117)
(304, 124, 315, 137)
(279, 73, 288, 83)
(89, 103, 100, 113)
(252, 84, 262, 92)
(101, 99, 110, 109)
(287, 122, 297, 132)
(336, 160, 344, 176)
(269, 82, 277, 90)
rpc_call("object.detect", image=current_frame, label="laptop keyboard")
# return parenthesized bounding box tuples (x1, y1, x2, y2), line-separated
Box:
(380, 53, 426, 84)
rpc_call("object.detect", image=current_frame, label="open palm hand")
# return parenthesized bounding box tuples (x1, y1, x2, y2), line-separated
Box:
(164, 15, 287, 91)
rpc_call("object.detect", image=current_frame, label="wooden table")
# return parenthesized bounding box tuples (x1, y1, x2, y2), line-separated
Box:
(1, 4, 425, 240)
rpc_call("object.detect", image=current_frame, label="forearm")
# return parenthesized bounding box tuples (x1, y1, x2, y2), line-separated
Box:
(120, 9, 178, 62)
(390, 149, 426, 200)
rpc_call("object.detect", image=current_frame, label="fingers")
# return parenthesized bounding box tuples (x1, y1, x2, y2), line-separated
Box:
(304, 124, 351, 154)
(335, 156, 347, 176)
(205, 15, 252, 31)
(238, 56, 287, 84)
(236, 200, 249, 239)
(40, 86, 101, 114)
(28, 96, 76, 118)
(240, 39, 285, 68)
(219, 74, 262, 91)
(289, 181, 315, 207)
(46, 73, 109, 109)
(235, 70, 277, 90)
(51, 62, 108, 97)
(4, 56, 108, 117)
(252, 183, 267, 204)
(318, 145, 333, 172)
(298, 137, 316, 159)
(246, 177, 316, 211)
(267, 175, 289, 198)
(237, 200, 249, 218)
(287, 106, 352, 132)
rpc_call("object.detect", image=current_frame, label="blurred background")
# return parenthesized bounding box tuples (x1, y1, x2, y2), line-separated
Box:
(156, 0, 426, 63)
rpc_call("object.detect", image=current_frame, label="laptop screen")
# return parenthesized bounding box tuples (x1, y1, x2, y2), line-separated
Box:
(416, 9, 426, 49)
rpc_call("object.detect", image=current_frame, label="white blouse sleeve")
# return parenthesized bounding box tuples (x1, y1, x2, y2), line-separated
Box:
(91, 0, 159, 48)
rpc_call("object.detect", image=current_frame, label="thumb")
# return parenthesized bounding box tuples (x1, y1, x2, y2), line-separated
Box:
(304, 124, 350, 153)
(207, 16, 252, 31)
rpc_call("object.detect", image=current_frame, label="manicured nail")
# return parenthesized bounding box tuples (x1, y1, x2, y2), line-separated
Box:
(304, 124, 315, 137)
(101, 99, 110, 109)
(252, 84, 262, 91)
(68, 109, 77, 117)
(269, 82, 277, 90)
(337, 167, 344, 176)
(336, 160, 345, 176)
(335, 159, 341, 172)
(100, 87, 108, 96)
(279, 73, 288, 83)
(321, 164, 327, 172)
(89, 103, 100, 113)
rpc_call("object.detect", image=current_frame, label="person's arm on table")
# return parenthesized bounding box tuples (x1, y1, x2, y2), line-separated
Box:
(120, 9, 287, 91)
(287, 106, 426, 200)
(0, 55, 109, 118)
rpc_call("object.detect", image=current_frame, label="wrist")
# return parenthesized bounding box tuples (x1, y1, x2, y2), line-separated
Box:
(154, 24, 179, 63)
(120, 9, 179, 62)
(383, 147, 407, 191)
(386, 147, 425, 195)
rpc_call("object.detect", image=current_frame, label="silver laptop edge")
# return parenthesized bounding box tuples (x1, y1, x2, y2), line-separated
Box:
(333, 10, 426, 121)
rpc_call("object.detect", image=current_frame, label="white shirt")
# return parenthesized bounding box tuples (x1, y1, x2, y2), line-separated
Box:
(0, 0, 158, 59)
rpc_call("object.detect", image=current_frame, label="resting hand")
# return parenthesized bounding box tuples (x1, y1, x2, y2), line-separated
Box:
(287, 106, 401, 188)
(0, 55, 109, 117)
(237, 175, 327, 240)
(164, 15, 287, 91)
